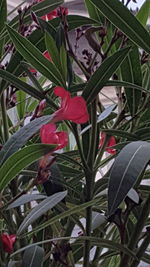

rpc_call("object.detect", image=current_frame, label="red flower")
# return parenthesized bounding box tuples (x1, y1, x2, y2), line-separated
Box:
(30, 50, 51, 73)
(40, 123, 68, 150)
(1, 233, 16, 253)
(53, 87, 89, 124)
(41, 9, 58, 21)
(99, 132, 116, 155)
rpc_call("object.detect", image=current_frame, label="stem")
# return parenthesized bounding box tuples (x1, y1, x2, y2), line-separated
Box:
(64, 23, 90, 79)
(83, 207, 92, 267)
(83, 170, 94, 267)
(130, 230, 150, 267)
(87, 100, 97, 167)
(1, 93, 9, 142)
(119, 194, 150, 267)
(87, 52, 98, 73)
(72, 124, 90, 171)
(94, 134, 110, 170)
(83, 99, 98, 266)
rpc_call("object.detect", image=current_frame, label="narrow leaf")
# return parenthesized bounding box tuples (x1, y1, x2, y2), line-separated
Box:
(0, 144, 55, 192)
(0, 0, 7, 58)
(108, 141, 150, 216)
(121, 45, 142, 115)
(17, 191, 67, 234)
(16, 89, 26, 120)
(0, 69, 45, 99)
(45, 32, 61, 72)
(0, 115, 53, 166)
(7, 194, 47, 210)
(136, 0, 150, 26)
(0, 0, 7, 33)
(0, 28, 45, 93)
(6, 25, 65, 87)
(23, 198, 101, 236)
(91, 212, 106, 231)
(22, 246, 44, 267)
(82, 47, 130, 103)
(90, 0, 150, 54)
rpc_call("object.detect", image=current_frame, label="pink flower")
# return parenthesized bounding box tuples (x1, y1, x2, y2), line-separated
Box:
(99, 132, 116, 155)
(40, 123, 68, 150)
(30, 50, 51, 73)
(53, 87, 89, 124)
(1, 233, 16, 253)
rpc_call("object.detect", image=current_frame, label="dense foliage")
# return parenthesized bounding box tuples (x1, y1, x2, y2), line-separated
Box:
(0, 0, 150, 266)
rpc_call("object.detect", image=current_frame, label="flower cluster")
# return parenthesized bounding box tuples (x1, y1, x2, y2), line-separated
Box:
(38, 86, 89, 183)
(40, 87, 89, 150)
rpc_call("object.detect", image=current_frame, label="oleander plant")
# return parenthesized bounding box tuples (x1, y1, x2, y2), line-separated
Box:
(0, 0, 150, 266)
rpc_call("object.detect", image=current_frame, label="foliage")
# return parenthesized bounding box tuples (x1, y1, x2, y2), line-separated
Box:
(0, 0, 150, 266)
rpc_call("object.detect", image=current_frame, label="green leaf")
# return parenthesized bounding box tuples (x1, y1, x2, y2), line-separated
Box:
(60, 45, 67, 81)
(22, 246, 44, 267)
(7, 194, 46, 210)
(0, 144, 55, 192)
(82, 47, 130, 103)
(91, 212, 106, 231)
(90, 0, 150, 54)
(12, 236, 137, 260)
(121, 45, 142, 115)
(6, 25, 65, 87)
(20, 198, 100, 236)
(0, 28, 45, 92)
(0, 0, 7, 33)
(45, 32, 62, 73)
(84, 0, 104, 23)
(136, 0, 150, 26)
(71, 80, 150, 95)
(17, 191, 67, 234)
(0, 69, 45, 99)
(108, 141, 150, 216)
(106, 80, 149, 95)
(16, 89, 26, 120)
(39, 15, 97, 35)
(0, 115, 53, 166)
(0, 0, 6, 58)
(65, 15, 99, 30)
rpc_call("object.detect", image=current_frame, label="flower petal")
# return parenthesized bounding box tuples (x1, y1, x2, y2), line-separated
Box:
(56, 132, 68, 149)
(65, 96, 89, 123)
(40, 123, 68, 150)
(99, 133, 116, 155)
(54, 87, 89, 124)
(106, 136, 116, 155)
(54, 87, 70, 99)
(1, 233, 16, 253)
(40, 124, 56, 144)
(43, 51, 51, 61)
